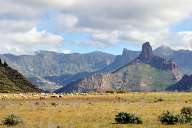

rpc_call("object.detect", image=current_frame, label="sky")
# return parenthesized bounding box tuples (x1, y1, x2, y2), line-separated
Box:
(0, 0, 192, 55)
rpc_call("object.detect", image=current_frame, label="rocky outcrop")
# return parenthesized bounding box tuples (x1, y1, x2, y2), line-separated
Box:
(132, 42, 181, 80)
(138, 42, 153, 61)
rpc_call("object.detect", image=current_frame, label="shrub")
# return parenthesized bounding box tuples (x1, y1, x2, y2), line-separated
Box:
(2, 114, 23, 126)
(161, 107, 192, 125)
(51, 102, 57, 106)
(178, 113, 192, 124)
(181, 107, 192, 115)
(159, 111, 178, 125)
(115, 112, 142, 124)
(178, 107, 192, 123)
(154, 97, 164, 102)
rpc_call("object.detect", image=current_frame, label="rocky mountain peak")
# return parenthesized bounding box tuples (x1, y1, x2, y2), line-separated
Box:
(132, 42, 181, 80)
(138, 42, 153, 60)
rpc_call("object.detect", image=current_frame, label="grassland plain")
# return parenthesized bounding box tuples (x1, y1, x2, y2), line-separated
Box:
(0, 92, 192, 128)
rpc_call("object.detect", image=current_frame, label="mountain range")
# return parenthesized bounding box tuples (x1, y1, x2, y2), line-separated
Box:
(0, 51, 115, 91)
(1, 42, 192, 92)
(55, 42, 181, 93)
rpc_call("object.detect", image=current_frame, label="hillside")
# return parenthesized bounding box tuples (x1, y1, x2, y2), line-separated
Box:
(56, 42, 181, 93)
(0, 60, 41, 93)
(167, 75, 192, 91)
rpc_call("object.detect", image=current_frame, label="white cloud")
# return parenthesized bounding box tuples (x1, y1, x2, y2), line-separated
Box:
(0, 0, 192, 53)
(13, 27, 63, 45)
(0, 27, 64, 54)
(53, 14, 78, 32)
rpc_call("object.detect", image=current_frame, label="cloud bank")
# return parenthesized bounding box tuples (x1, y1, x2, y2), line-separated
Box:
(0, 0, 192, 54)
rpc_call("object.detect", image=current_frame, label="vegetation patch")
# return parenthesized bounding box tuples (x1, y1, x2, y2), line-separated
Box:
(2, 114, 23, 126)
(178, 107, 192, 124)
(159, 106, 192, 125)
(159, 111, 178, 125)
(154, 97, 164, 102)
(115, 112, 142, 124)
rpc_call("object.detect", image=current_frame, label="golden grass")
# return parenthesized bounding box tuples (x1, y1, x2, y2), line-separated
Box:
(0, 92, 192, 128)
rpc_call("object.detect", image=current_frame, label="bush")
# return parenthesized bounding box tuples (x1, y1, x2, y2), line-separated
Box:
(181, 107, 192, 115)
(178, 107, 192, 123)
(178, 113, 192, 124)
(159, 111, 178, 125)
(154, 97, 164, 102)
(115, 112, 142, 124)
(2, 114, 23, 126)
(51, 102, 57, 106)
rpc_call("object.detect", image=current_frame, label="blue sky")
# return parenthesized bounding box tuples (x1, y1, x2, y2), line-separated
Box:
(171, 17, 192, 32)
(0, 0, 192, 55)
(36, 10, 141, 55)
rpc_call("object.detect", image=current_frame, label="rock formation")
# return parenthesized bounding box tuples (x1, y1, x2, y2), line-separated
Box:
(132, 42, 181, 80)
(138, 42, 153, 61)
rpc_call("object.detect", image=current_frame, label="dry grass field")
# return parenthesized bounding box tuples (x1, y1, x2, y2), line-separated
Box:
(0, 92, 192, 128)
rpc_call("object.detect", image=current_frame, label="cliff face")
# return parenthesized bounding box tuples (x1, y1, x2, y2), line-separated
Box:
(55, 42, 181, 93)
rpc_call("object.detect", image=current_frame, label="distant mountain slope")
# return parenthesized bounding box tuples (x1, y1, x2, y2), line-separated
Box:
(100, 49, 139, 73)
(166, 75, 192, 91)
(2, 44, 192, 92)
(0, 60, 41, 93)
(154, 46, 192, 75)
(0, 51, 115, 91)
(43, 50, 139, 92)
(55, 42, 181, 93)
(0, 51, 115, 77)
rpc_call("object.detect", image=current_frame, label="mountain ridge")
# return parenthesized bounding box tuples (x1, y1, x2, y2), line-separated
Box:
(2, 44, 192, 92)
(55, 42, 181, 93)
